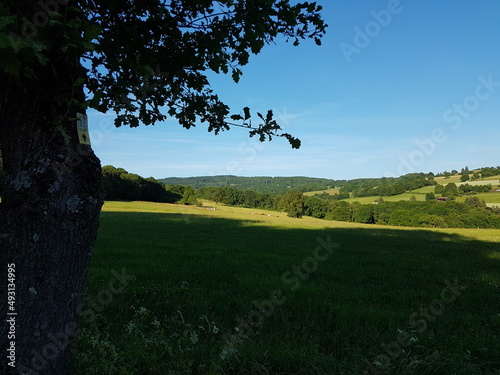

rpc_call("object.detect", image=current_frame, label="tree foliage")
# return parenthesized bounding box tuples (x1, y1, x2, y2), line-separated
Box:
(161, 175, 341, 195)
(342, 173, 435, 198)
(279, 190, 305, 218)
(0, 0, 326, 145)
(197, 186, 277, 209)
(443, 183, 459, 198)
(459, 184, 492, 195)
(102, 165, 181, 202)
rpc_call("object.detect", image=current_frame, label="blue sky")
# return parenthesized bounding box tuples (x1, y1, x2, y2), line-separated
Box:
(88, 0, 500, 180)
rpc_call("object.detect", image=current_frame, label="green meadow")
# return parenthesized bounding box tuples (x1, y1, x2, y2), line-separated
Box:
(305, 181, 500, 207)
(304, 188, 341, 196)
(72, 201, 500, 375)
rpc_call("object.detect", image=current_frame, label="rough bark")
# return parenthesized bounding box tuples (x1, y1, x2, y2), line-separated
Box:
(0, 51, 104, 374)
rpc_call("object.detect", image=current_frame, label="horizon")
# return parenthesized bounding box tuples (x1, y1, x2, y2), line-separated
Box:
(88, 0, 500, 181)
(144, 164, 499, 182)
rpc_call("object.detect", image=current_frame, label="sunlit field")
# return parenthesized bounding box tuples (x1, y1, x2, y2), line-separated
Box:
(302, 177, 500, 207)
(72, 201, 500, 375)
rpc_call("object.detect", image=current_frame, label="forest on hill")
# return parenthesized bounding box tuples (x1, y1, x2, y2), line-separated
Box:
(159, 173, 442, 195)
(159, 175, 341, 195)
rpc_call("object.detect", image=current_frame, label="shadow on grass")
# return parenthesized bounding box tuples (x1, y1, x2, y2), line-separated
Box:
(75, 210, 500, 375)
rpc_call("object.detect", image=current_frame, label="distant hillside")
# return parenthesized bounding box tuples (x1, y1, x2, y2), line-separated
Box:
(160, 173, 436, 196)
(159, 175, 341, 195)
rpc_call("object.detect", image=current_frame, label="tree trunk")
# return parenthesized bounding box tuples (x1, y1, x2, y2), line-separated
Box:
(0, 51, 104, 374)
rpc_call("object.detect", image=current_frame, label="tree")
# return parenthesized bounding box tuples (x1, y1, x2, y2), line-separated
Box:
(464, 196, 486, 208)
(180, 185, 198, 205)
(388, 210, 414, 226)
(304, 196, 328, 218)
(279, 190, 305, 218)
(353, 204, 375, 224)
(425, 192, 435, 201)
(326, 201, 351, 222)
(417, 214, 447, 228)
(0, 2, 326, 374)
(443, 182, 459, 198)
(460, 171, 469, 182)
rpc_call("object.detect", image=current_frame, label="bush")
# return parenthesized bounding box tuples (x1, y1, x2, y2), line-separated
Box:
(279, 190, 305, 218)
(388, 210, 415, 226)
(417, 214, 448, 228)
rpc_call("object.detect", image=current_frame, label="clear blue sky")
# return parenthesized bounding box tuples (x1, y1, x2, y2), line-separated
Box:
(88, 0, 500, 180)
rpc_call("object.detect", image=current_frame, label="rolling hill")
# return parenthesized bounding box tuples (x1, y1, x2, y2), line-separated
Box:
(159, 175, 341, 195)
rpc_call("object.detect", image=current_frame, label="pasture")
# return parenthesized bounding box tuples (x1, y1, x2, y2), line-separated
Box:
(72, 201, 500, 375)
(304, 188, 341, 196)
(307, 181, 500, 206)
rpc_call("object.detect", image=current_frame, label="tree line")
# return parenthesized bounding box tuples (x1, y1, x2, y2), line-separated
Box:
(303, 196, 500, 228)
(436, 166, 500, 179)
(159, 175, 342, 195)
(341, 173, 436, 198)
(102, 165, 182, 203)
(186, 185, 500, 229)
(432, 182, 494, 199)
(160, 172, 439, 197)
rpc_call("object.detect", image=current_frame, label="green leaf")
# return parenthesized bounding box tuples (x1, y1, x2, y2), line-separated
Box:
(266, 110, 273, 123)
(0, 33, 12, 49)
(0, 14, 15, 30)
(243, 107, 251, 120)
(230, 114, 243, 121)
(289, 137, 301, 149)
(231, 68, 242, 83)
(282, 134, 301, 149)
(84, 24, 102, 41)
(74, 77, 85, 86)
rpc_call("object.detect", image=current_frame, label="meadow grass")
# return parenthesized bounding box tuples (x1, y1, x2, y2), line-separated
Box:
(72, 201, 500, 375)
(456, 180, 500, 187)
(455, 192, 500, 204)
(411, 186, 435, 194)
(343, 193, 427, 204)
(482, 175, 500, 181)
(304, 188, 341, 196)
(434, 176, 462, 184)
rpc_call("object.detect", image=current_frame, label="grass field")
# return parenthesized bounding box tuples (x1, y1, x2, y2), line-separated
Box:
(482, 175, 500, 181)
(72, 201, 500, 375)
(455, 192, 500, 204)
(456, 180, 500, 187)
(343, 193, 427, 204)
(434, 176, 462, 184)
(304, 188, 341, 196)
(305, 180, 500, 206)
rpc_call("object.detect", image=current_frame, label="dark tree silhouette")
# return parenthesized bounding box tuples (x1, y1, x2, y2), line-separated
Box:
(0, 1, 326, 374)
